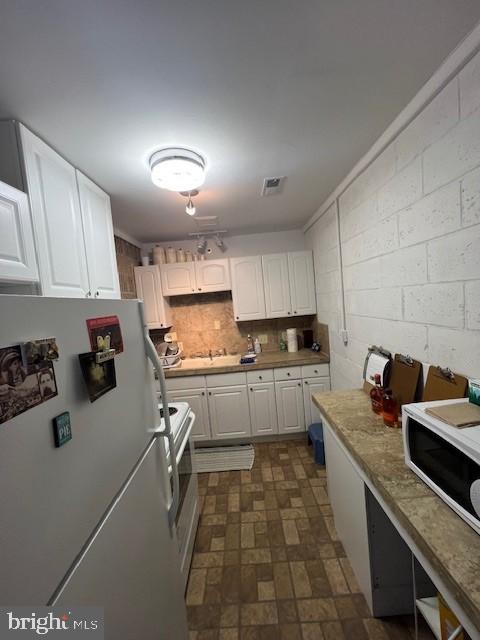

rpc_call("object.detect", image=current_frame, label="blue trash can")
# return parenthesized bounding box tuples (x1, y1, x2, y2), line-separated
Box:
(307, 422, 325, 465)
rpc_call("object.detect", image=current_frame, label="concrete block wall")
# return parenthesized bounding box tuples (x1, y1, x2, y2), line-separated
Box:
(306, 49, 480, 389)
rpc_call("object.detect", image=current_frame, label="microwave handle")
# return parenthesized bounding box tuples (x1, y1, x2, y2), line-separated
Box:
(139, 302, 180, 528)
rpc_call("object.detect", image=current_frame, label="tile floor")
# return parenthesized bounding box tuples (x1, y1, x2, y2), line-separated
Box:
(187, 440, 433, 640)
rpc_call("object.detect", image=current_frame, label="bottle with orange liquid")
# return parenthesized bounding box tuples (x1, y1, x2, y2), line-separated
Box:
(382, 388, 400, 428)
(370, 373, 384, 415)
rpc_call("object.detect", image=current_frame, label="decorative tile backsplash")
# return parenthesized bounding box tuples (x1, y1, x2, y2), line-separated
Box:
(114, 236, 141, 299)
(152, 292, 327, 357)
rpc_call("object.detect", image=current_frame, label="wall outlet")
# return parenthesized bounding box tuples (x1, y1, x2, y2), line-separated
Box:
(214, 320, 221, 330)
(258, 334, 268, 345)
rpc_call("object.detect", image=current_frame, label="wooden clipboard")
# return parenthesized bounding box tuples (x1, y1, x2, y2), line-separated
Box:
(422, 365, 468, 402)
(389, 354, 422, 407)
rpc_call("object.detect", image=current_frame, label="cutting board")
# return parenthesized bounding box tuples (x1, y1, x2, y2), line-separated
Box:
(389, 354, 422, 407)
(426, 401, 480, 428)
(422, 366, 468, 401)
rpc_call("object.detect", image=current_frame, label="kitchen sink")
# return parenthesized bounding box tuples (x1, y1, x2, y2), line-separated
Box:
(180, 355, 241, 369)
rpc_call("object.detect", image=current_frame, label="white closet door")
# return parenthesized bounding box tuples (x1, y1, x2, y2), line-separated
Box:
(262, 253, 291, 318)
(0, 180, 38, 282)
(77, 171, 120, 299)
(20, 125, 89, 297)
(288, 251, 316, 316)
(230, 256, 266, 321)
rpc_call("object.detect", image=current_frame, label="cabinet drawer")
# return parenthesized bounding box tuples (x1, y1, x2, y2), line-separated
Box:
(274, 366, 301, 381)
(206, 371, 247, 388)
(166, 375, 206, 391)
(246, 369, 274, 384)
(301, 363, 330, 378)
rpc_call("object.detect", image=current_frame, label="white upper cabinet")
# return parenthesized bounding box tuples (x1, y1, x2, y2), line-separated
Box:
(134, 266, 172, 329)
(262, 253, 291, 318)
(195, 259, 230, 293)
(20, 125, 89, 297)
(288, 251, 316, 316)
(77, 171, 120, 299)
(230, 256, 266, 321)
(161, 263, 196, 296)
(0, 180, 38, 282)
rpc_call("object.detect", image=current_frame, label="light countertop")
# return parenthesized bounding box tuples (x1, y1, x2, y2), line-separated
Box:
(312, 389, 480, 634)
(164, 349, 329, 378)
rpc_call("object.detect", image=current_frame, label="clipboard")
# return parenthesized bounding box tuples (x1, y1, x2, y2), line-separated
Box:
(389, 354, 422, 407)
(422, 365, 468, 402)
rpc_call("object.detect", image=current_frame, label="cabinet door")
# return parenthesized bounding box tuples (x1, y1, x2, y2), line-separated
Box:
(161, 263, 196, 296)
(303, 377, 331, 427)
(19, 125, 89, 297)
(275, 380, 305, 434)
(230, 256, 266, 321)
(168, 388, 210, 441)
(195, 259, 231, 293)
(0, 180, 38, 282)
(207, 385, 251, 439)
(288, 251, 316, 316)
(77, 171, 120, 299)
(262, 253, 291, 318)
(134, 266, 172, 329)
(248, 382, 278, 436)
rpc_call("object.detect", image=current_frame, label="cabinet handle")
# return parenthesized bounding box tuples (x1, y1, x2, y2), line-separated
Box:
(297, 382, 301, 387)
(198, 288, 202, 291)
(287, 311, 291, 315)
(250, 387, 253, 391)
(294, 310, 297, 314)
(287, 372, 290, 377)
(236, 316, 239, 320)
(192, 289, 195, 292)
(208, 391, 212, 396)
(259, 375, 262, 380)
(305, 381, 308, 385)
(94, 291, 99, 298)
(85, 291, 91, 298)
(201, 391, 205, 396)
(314, 369, 318, 374)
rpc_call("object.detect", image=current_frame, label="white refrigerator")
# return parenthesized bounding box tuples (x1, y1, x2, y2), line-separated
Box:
(0, 295, 189, 639)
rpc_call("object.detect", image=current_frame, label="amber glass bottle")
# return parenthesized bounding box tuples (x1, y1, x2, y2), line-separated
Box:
(382, 388, 399, 428)
(370, 374, 383, 414)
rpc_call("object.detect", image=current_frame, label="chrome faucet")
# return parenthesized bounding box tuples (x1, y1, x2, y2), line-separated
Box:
(208, 349, 213, 361)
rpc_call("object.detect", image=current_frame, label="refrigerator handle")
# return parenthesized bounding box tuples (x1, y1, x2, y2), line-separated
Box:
(139, 302, 180, 528)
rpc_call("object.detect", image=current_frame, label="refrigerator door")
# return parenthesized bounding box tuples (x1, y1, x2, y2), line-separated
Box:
(0, 297, 159, 603)
(53, 436, 188, 640)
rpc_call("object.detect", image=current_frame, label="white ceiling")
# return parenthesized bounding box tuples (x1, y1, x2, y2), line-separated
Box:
(1, 2, 479, 242)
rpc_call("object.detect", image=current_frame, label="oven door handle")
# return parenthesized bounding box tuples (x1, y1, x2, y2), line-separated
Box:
(175, 412, 196, 466)
(139, 301, 180, 529)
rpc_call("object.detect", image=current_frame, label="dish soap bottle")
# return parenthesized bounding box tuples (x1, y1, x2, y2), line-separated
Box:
(370, 374, 384, 415)
(246, 334, 255, 354)
(382, 388, 399, 428)
(254, 337, 262, 354)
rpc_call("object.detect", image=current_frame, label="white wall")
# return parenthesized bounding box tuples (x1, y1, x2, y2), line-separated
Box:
(143, 229, 305, 260)
(306, 47, 480, 389)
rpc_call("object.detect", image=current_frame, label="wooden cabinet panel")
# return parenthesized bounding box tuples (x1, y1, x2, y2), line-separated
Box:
(161, 263, 196, 296)
(230, 256, 266, 321)
(134, 266, 171, 329)
(275, 380, 305, 434)
(248, 382, 278, 436)
(303, 377, 330, 427)
(168, 387, 210, 441)
(195, 259, 230, 293)
(288, 251, 316, 316)
(262, 253, 291, 318)
(208, 385, 251, 439)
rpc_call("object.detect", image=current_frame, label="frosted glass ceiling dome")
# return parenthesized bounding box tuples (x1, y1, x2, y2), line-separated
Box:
(149, 147, 206, 192)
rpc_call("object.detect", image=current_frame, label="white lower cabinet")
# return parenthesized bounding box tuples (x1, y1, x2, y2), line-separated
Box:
(303, 377, 330, 427)
(248, 383, 278, 436)
(207, 385, 251, 439)
(168, 387, 210, 442)
(275, 379, 305, 434)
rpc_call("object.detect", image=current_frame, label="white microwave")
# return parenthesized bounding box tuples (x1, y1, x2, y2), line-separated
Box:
(403, 399, 480, 535)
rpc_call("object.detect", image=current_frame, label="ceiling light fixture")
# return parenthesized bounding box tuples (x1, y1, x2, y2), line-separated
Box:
(181, 189, 199, 217)
(149, 147, 206, 192)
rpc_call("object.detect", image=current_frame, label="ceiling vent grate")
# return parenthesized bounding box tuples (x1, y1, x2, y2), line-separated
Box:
(261, 176, 286, 196)
(195, 215, 218, 230)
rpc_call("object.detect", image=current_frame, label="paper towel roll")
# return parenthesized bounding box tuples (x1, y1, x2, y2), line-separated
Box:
(286, 328, 298, 353)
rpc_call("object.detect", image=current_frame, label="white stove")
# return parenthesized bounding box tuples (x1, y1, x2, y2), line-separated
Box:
(158, 399, 199, 589)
